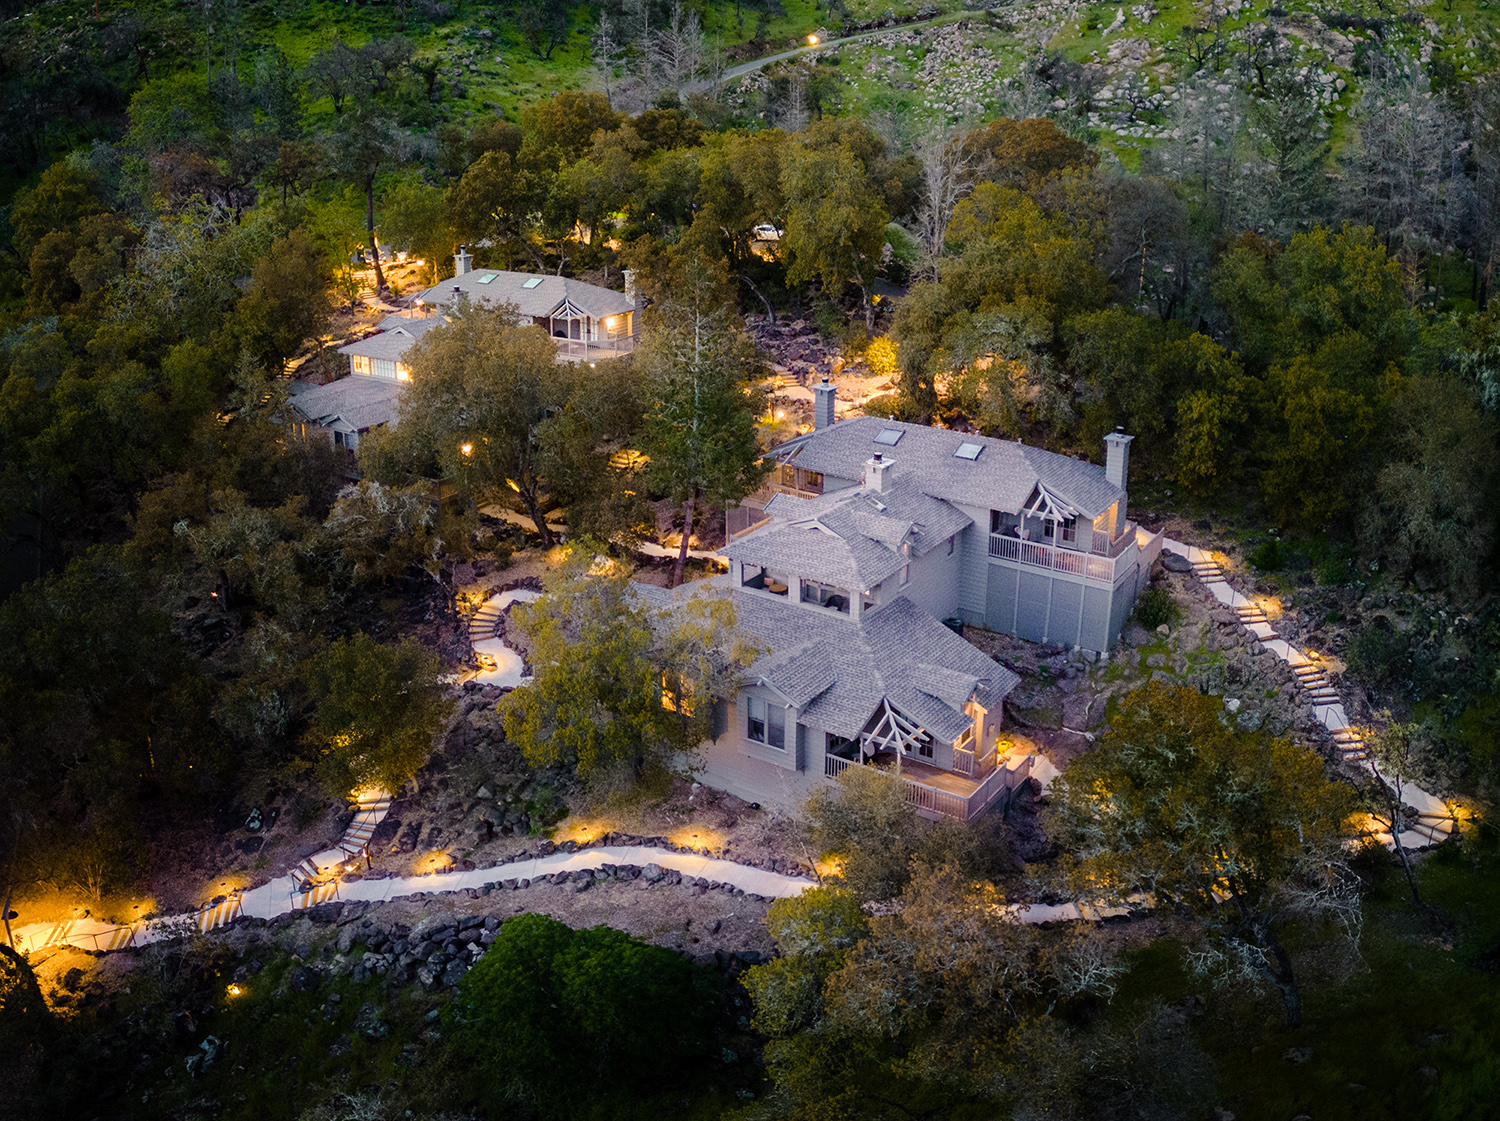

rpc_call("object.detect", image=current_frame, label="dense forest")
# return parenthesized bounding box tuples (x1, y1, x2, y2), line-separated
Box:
(3, 0, 1500, 1118)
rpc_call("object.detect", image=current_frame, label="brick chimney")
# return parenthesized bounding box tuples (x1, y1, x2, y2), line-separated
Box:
(453, 245, 472, 276)
(1104, 429, 1134, 489)
(813, 377, 836, 430)
(864, 452, 893, 494)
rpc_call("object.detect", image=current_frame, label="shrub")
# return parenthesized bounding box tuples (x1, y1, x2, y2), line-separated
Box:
(1134, 586, 1177, 630)
(1247, 538, 1285, 570)
(865, 335, 899, 380)
(450, 913, 722, 1117)
(1344, 622, 1405, 687)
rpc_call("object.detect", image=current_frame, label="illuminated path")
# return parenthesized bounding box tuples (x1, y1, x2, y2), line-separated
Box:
(1161, 539, 1456, 852)
(8, 811, 1119, 955)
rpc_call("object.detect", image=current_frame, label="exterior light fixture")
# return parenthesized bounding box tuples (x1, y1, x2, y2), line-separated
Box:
(227, 984, 243, 997)
(460, 443, 473, 456)
(807, 33, 820, 44)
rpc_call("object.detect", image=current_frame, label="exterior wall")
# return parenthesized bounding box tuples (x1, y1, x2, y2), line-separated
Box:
(982, 557, 1146, 652)
(953, 503, 991, 625)
(896, 530, 966, 622)
(693, 696, 831, 811)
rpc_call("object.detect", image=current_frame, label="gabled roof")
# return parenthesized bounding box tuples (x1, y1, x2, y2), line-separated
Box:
(772, 415, 1123, 518)
(337, 315, 446, 361)
(417, 270, 636, 320)
(289, 375, 405, 432)
(632, 582, 1020, 742)
(723, 473, 971, 591)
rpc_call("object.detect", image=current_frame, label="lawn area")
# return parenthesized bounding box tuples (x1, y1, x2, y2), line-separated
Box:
(1107, 835, 1500, 1119)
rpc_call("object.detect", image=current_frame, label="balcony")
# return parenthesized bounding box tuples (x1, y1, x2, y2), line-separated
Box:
(552, 335, 636, 362)
(988, 523, 1160, 584)
(824, 751, 1031, 821)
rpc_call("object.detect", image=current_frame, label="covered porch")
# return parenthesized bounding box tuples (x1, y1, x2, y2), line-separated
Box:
(822, 749, 1031, 821)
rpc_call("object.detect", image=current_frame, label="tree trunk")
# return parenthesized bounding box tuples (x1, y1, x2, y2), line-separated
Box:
(1386, 783, 1426, 912)
(2, 889, 12, 948)
(517, 484, 555, 549)
(738, 274, 776, 323)
(366, 175, 387, 294)
(1262, 936, 1302, 1028)
(861, 284, 874, 336)
(671, 488, 696, 589)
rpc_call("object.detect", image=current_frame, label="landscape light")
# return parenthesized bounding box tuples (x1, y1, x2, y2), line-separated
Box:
(807, 34, 820, 45)
(227, 984, 243, 997)
(461, 443, 474, 456)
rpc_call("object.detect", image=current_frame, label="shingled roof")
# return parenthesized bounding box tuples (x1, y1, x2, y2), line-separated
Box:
(724, 472, 972, 591)
(337, 315, 446, 362)
(289, 375, 405, 432)
(417, 270, 636, 321)
(633, 582, 1020, 742)
(772, 415, 1123, 518)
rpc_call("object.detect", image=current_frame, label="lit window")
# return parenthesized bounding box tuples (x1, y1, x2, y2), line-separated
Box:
(661, 674, 695, 716)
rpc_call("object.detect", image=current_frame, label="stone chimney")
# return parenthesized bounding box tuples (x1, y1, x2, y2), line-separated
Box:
(864, 452, 893, 494)
(623, 268, 639, 307)
(1104, 429, 1134, 490)
(813, 377, 836, 430)
(454, 245, 473, 276)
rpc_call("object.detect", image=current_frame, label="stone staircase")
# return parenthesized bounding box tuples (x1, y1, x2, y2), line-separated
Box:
(1236, 601, 1270, 627)
(1164, 538, 1454, 850)
(338, 791, 393, 861)
(1191, 557, 1227, 586)
(468, 597, 506, 645)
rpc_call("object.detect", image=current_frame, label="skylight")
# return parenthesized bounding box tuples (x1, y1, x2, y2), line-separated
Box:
(874, 428, 903, 446)
(476, 272, 498, 284)
(521, 277, 544, 289)
(954, 443, 984, 461)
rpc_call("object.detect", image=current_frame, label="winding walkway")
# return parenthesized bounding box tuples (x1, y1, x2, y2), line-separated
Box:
(468, 588, 543, 687)
(1163, 540, 1455, 851)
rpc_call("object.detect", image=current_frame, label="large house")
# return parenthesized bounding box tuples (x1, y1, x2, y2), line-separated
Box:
(643, 383, 1162, 819)
(297, 254, 641, 449)
(414, 247, 639, 361)
(287, 373, 404, 452)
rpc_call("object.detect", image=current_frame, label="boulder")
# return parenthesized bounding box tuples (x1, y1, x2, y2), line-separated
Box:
(1162, 552, 1193, 573)
(290, 966, 319, 993)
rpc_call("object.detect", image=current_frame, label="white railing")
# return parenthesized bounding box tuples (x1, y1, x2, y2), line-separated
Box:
(990, 533, 1136, 584)
(825, 754, 854, 780)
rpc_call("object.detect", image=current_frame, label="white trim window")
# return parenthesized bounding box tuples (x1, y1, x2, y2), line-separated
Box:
(745, 696, 785, 749)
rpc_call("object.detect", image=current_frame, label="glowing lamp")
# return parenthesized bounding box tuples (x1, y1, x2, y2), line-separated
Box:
(460, 443, 474, 456)
(807, 33, 820, 45)
(227, 984, 243, 997)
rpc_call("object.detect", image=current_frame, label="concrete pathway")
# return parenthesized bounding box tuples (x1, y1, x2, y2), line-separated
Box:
(1161, 540, 1455, 852)
(468, 588, 543, 687)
